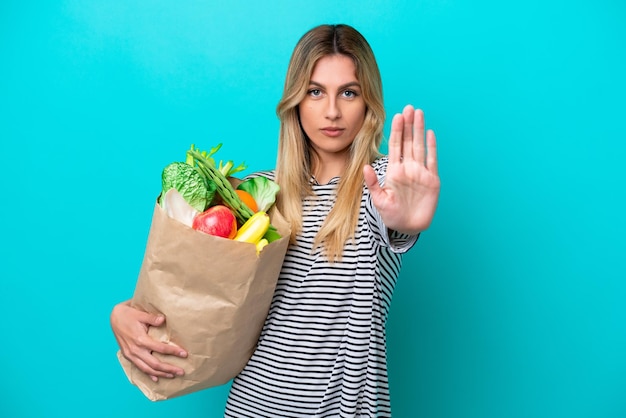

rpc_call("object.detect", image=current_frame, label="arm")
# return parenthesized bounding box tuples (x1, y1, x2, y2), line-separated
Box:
(110, 300, 187, 381)
(364, 105, 440, 235)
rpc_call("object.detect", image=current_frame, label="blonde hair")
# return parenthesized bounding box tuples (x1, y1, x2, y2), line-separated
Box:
(275, 24, 385, 261)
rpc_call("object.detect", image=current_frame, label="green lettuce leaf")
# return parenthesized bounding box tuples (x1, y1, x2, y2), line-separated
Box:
(159, 161, 216, 212)
(237, 176, 280, 212)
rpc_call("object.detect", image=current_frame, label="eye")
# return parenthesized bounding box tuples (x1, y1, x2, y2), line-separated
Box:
(308, 88, 322, 97)
(342, 89, 358, 98)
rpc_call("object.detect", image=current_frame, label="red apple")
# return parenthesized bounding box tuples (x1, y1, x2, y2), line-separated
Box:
(192, 205, 237, 239)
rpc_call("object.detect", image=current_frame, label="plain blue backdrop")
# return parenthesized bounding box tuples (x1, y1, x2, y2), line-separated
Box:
(1, 1, 625, 417)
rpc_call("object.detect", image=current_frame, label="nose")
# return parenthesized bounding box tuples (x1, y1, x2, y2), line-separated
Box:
(325, 97, 341, 120)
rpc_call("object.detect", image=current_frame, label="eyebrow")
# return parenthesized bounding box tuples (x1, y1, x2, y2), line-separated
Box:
(308, 80, 362, 90)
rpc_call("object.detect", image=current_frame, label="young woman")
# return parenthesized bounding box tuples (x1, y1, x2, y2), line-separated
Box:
(111, 24, 440, 417)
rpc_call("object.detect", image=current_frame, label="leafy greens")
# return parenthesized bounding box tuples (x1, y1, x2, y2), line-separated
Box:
(237, 176, 280, 213)
(159, 161, 216, 212)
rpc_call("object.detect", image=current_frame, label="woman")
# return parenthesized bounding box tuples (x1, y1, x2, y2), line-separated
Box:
(111, 24, 440, 417)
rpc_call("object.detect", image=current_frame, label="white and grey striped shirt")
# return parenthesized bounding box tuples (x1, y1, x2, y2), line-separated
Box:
(224, 157, 418, 417)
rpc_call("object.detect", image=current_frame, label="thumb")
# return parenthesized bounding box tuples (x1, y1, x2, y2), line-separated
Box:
(363, 165, 382, 196)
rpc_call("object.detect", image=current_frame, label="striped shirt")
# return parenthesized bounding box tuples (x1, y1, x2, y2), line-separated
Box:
(224, 157, 418, 417)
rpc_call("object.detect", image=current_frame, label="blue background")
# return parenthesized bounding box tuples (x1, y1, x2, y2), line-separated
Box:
(1, 1, 625, 417)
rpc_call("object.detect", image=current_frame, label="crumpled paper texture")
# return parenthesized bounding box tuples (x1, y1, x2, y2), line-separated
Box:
(117, 200, 290, 401)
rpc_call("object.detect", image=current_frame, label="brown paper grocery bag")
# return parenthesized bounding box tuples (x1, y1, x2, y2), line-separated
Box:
(117, 201, 290, 401)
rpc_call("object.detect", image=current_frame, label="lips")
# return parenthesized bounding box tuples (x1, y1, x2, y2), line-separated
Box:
(320, 127, 344, 137)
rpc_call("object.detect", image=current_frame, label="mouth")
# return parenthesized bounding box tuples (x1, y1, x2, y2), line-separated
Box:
(320, 127, 345, 137)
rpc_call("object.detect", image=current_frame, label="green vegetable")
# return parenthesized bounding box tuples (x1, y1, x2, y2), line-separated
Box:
(237, 177, 280, 213)
(218, 160, 247, 177)
(187, 145, 281, 242)
(158, 161, 216, 212)
(186, 143, 247, 177)
(186, 147, 255, 225)
(261, 227, 282, 243)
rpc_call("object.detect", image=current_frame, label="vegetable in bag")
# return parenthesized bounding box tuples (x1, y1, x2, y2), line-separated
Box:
(237, 177, 280, 213)
(158, 162, 216, 212)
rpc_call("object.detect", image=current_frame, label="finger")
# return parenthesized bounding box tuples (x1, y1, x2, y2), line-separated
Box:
(132, 354, 177, 379)
(363, 165, 388, 211)
(147, 340, 188, 359)
(121, 343, 176, 378)
(412, 108, 426, 164)
(143, 339, 187, 370)
(426, 129, 438, 175)
(363, 165, 381, 194)
(387, 113, 404, 165)
(402, 105, 415, 160)
(138, 311, 165, 328)
(133, 341, 186, 376)
(144, 353, 185, 377)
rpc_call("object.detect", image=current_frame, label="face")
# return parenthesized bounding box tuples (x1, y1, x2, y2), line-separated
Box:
(299, 54, 366, 165)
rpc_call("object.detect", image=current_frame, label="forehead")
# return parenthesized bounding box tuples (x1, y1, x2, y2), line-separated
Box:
(309, 54, 358, 84)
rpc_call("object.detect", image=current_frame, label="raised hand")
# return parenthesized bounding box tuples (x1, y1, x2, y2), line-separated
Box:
(364, 105, 440, 235)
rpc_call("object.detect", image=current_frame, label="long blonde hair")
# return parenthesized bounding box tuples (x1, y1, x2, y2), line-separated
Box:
(275, 24, 385, 261)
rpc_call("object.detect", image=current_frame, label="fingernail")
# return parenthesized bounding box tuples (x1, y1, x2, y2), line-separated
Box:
(166, 374, 174, 379)
(179, 351, 187, 357)
(151, 375, 158, 382)
(176, 370, 184, 376)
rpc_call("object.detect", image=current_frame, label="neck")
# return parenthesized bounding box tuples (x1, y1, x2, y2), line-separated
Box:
(312, 152, 348, 184)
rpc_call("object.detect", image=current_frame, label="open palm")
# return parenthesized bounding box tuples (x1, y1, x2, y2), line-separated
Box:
(364, 105, 440, 235)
